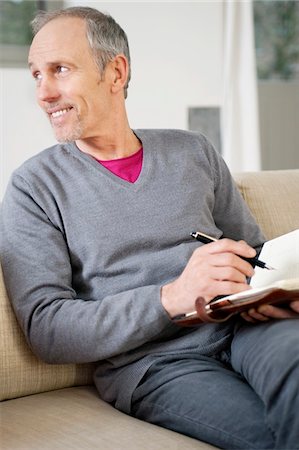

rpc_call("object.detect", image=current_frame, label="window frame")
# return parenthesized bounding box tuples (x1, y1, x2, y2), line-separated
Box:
(0, 0, 63, 68)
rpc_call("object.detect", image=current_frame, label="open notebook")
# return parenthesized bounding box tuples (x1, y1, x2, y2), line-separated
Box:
(175, 229, 299, 325)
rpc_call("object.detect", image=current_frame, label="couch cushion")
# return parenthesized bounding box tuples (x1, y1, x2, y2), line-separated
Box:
(0, 386, 215, 449)
(234, 169, 299, 240)
(0, 264, 94, 401)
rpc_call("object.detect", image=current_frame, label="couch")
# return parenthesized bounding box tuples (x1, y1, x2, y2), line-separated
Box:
(1, 169, 299, 450)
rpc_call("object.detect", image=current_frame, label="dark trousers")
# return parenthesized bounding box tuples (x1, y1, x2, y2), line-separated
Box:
(131, 320, 299, 449)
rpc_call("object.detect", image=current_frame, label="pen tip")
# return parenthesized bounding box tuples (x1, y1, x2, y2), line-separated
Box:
(266, 265, 276, 270)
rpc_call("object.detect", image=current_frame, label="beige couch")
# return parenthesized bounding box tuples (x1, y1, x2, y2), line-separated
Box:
(1, 169, 299, 450)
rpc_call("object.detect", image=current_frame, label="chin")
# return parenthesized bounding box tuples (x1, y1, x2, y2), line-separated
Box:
(54, 126, 84, 143)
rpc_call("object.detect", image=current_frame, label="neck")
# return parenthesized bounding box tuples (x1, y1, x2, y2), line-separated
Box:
(75, 110, 141, 160)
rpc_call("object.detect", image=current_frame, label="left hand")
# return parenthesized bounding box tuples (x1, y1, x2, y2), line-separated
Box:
(241, 300, 299, 323)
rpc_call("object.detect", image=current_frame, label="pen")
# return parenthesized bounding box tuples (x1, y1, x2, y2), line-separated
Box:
(190, 231, 275, 270)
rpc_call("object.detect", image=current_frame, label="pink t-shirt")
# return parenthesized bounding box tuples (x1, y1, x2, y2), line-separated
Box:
(96, 147, 143, 183)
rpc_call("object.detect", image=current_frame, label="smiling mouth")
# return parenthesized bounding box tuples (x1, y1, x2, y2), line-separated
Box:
(51, 107, 73, 118)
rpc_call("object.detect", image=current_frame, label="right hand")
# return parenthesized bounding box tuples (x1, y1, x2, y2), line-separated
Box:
(161, 238, 256, 318)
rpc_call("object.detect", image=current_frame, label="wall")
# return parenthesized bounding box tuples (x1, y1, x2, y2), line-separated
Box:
(0, 69, 57, 199)
(258, 81, 299, 170)
(0, 1, 223, 199)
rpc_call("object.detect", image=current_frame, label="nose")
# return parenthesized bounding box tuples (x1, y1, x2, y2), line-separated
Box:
(37, 76, 60, 103)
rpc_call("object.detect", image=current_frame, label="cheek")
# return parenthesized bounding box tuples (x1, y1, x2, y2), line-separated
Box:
(37, 97, 48, 112)
(86, 90, 108, 113)
(70, 76, 109, 114)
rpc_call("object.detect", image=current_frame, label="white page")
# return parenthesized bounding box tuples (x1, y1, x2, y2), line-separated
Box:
(251, 229, 299, 289)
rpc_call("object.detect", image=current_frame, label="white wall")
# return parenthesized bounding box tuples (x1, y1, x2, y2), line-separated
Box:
(0, 69, 57, 199)
(0, 1, 223, 199)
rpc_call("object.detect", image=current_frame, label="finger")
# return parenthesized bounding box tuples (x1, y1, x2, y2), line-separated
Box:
(241, 311, 258, 323)
(290, 300, 299, 314)
(208, 252, 255, 278)
(205, 238, 256, 259)
(258, 304, 299, 319)
(204, 280, 251, 301)
(246, 308, 270, 322)
(216, 266, 248, 283)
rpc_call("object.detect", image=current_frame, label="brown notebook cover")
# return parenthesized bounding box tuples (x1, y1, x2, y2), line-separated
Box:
(174, 285, 299, 326)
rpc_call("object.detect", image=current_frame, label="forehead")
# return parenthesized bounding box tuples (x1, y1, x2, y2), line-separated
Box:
(28, 16, 93, 67)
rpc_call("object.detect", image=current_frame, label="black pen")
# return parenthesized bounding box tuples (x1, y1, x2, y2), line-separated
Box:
(190, 231, 275, 270)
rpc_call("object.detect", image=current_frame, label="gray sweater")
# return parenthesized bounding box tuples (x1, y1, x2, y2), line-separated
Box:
(0, 129, 264, 412)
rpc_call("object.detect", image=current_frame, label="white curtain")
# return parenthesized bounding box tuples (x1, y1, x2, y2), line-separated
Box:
(221, 0, 261, 172)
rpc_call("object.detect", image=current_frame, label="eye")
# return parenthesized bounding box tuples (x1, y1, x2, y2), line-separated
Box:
(32, 71, 42, 81)
(57, 66, 69, 75)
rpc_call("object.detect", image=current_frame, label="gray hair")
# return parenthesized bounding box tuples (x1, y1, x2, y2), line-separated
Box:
(31, 6, 131, 98)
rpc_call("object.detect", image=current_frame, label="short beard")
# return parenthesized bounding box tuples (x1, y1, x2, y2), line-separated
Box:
(51, 112, 84, 143)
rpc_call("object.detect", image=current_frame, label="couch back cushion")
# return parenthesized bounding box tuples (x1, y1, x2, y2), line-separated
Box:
(1, 169, 299, 401)
(234, 169, 299, 240)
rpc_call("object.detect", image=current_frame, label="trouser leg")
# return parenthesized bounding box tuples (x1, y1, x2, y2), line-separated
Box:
(231, 319, 299, 450)
(130, 353, 275, 449)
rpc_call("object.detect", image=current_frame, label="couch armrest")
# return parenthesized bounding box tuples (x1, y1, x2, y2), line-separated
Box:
(0, 264, 95, 401)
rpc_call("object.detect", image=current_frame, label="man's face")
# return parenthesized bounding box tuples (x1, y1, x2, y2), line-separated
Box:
(28, 17, 111, 143)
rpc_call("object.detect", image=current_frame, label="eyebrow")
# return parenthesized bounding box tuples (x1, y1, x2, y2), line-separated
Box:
(28, 61, 70, 70)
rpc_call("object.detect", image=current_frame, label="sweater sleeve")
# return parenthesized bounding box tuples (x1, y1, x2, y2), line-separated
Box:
(202, 136, 265, 249)
(0, 174, 175, 365)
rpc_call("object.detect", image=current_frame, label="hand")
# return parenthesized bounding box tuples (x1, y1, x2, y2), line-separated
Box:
(161, 238, 256, 318)
(241, 300, 299, 323)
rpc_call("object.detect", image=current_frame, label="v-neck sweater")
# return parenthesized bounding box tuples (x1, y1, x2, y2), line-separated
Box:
(0, 129, 264, 413)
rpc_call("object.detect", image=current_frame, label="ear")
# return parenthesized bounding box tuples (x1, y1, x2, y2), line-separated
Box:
(110, 55, 129, 94)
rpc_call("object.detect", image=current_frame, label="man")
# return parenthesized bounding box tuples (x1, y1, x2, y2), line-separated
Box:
(0, 6, 298, 449)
